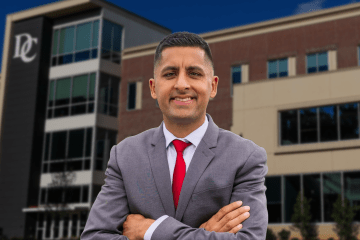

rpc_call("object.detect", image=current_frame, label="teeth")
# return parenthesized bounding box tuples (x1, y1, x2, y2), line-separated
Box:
(174, 97, 192, 102)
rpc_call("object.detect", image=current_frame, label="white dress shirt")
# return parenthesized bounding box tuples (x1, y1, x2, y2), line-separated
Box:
(143, 115, 209, 240)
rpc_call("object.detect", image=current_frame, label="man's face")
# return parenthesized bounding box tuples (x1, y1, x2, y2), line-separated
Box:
(149, 46, 218, 124)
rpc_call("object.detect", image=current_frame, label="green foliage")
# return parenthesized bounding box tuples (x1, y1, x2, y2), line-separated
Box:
(266, 228, 277, 240)
(331, 194, 360, 240)
(291, 191, 318, 240)
(278, 229, 291, 240)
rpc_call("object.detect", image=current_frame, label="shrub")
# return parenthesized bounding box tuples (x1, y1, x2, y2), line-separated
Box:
(278, 229, 291, 240)
(266, 228, 277, 240)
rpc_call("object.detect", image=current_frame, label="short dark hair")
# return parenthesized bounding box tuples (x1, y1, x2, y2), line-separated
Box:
(154, 31, 214, 74)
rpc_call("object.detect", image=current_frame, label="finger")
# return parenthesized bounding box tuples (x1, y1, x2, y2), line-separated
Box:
(219, 211, 250, 232)
(228, 223, 243, 234)
(213, 201, 243, 222)
(217, 205, 250, 231)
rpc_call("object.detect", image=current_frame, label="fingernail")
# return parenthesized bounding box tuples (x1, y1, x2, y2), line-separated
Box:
(244, 206, 250, 210)
(237, 201, 242, 205)
(238, 224, 242, 228)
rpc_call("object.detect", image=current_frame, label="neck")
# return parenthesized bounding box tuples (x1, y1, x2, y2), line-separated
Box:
(163, 114, 206, 138)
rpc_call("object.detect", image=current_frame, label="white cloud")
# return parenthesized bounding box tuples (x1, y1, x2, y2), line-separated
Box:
(294, 0, 326, 14)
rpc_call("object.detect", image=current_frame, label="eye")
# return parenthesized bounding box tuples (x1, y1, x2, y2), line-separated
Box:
(190, 72, 201, 76)
(164, 72, 175, 77)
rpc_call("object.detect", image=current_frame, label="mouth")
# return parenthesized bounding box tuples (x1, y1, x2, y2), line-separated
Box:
(170, 97, 196, 105)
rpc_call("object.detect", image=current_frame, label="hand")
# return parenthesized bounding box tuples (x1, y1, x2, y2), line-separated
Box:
(123, 214, 155, 240)
(199, 201, 250, 233)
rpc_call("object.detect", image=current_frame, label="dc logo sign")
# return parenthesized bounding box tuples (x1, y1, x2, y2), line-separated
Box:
(13, 33, 38, 63)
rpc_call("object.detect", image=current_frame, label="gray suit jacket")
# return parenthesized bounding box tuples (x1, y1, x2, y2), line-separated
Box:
(81, 113, 268, 240)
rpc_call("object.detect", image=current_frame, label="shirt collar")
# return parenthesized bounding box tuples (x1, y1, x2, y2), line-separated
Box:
(163, 114, 209, 149)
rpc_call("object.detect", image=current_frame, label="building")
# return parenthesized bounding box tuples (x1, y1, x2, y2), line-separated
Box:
(0, 0, 170, 239)
(1, 0, 360, 240)
(121, 2, 360, 239)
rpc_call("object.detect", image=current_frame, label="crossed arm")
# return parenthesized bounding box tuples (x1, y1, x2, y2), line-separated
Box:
(81, 145, 268, 240)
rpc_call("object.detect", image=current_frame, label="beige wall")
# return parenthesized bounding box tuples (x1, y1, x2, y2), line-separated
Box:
(231, 66, 360, 176)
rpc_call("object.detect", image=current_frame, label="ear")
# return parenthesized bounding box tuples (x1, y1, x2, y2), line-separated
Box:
(149, 78, 157, 99)
(210, 76, 218, 98)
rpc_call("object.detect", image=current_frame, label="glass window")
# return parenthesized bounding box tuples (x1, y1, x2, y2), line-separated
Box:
(303, 174, 321, 222)
(323, 172, 341, 222)
(59, 26, 75, 54)
(66, 186, 81, 203)
(320, 105, 338, 142)
(300, 107, 318, 143)
(268, 58, 288, 78)
(101, 20, 123, 64)
(128, 83, 136, 110)
(76, 22, 91, 51)
(45, 214, 51, 238)
(85, 128, 92, 157)
(307, 52, 328, 74)
(284, 175, 300, 223)
(52, 20, 99, 66)
(63, 215, 69, 239)
(47, 73, 96, 119)
(44, 133, 50, 161)
(82, 186, 89, 203)
(280, 110, 298, 145)
(232, 66, 241, 84)
(92, 185, 102, 202)
(51, 131, 67, 160)
(339, 103, 359, 140)
(71, 214, 78, 237)
(265, 177, 282, 223)
(98, 73, 119, 117)
(95, 128, 117, 171)
(68, 129, 85, 159)
(344, 171, 360, 221)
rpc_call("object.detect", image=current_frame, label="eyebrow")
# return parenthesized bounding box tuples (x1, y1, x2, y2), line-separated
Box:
(160, 66, 205, 74)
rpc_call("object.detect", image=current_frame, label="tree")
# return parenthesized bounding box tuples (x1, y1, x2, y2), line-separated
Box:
(290, 191, 318, 240)
(331, 194, 360, 240)
(266, 228, 277, 240)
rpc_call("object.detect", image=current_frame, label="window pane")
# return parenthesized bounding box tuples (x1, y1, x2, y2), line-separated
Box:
(59, 26, 75, 54)
(55, 78, 71, 106)
(51, 131, 67, 160)
(72, 75, 88, 103)
(300, 107, 318, 143)
(68, 129, 85, 159)
(280, 110, 298, 145)
(339, 103, 359, 140)
(76, 22, 91, 51)
(52, 30, 59, 55)
(49, 81, 55, 106)
(265, 177, 282, 223)
(109, 77, 120, 105)
(102, 20, 112, 51)
(113, 23, 122, 52)
(318, 52, 328, 68)
(48, 188, 63, 203)
(66, 187, 81, 203)
(320, 105, 338, 142)
(92, 185, 102, 202)
(96, 128, 106, 158)
(303, 174, 321, 222)
(284, 175, 300, 223)
(232, 66, 241, 84)
(344, 171, 360, 221)
(128, 83, 136, 110)
(85, 128, 92, 157)
(323, 172, 341, 222)
(92, 20, 99, 48)
(279, 58, 288, 77)
(307, 54, 317, 73)
(82, 186, 89, 203)
(89, 73, 96, 101)
(268, 60, 278, 78)
(284, 176, 300, 223)
(44, 133, 50, 161)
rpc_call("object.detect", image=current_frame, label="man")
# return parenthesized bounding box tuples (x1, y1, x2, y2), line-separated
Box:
(81, 32, 268, 240)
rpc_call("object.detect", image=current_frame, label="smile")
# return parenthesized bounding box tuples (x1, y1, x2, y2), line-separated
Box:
(171, 98, 195, 105)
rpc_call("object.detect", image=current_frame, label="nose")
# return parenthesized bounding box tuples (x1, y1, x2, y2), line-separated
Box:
(174, 71, 190, 90)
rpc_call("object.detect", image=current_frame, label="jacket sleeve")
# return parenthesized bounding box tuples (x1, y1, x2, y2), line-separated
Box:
(80, 144, 130, 240)
(150, 145, 269, 240)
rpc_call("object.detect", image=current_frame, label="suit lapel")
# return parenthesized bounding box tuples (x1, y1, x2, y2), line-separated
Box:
(147, 113, 219, 220)
(148, 122, 176, 217)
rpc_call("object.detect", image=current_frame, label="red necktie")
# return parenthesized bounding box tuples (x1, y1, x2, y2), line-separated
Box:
(172, 139, 192, 210)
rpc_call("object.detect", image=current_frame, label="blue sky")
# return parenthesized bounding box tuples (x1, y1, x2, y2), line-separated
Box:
(0, 0, 357, 69)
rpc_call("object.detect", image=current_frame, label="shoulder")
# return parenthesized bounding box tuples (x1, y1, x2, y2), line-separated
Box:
(217, 128, 267, 157)
(114, 127, 158, 152)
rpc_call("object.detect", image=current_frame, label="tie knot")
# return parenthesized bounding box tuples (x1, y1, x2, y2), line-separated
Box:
(172, 139, 192, 154)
